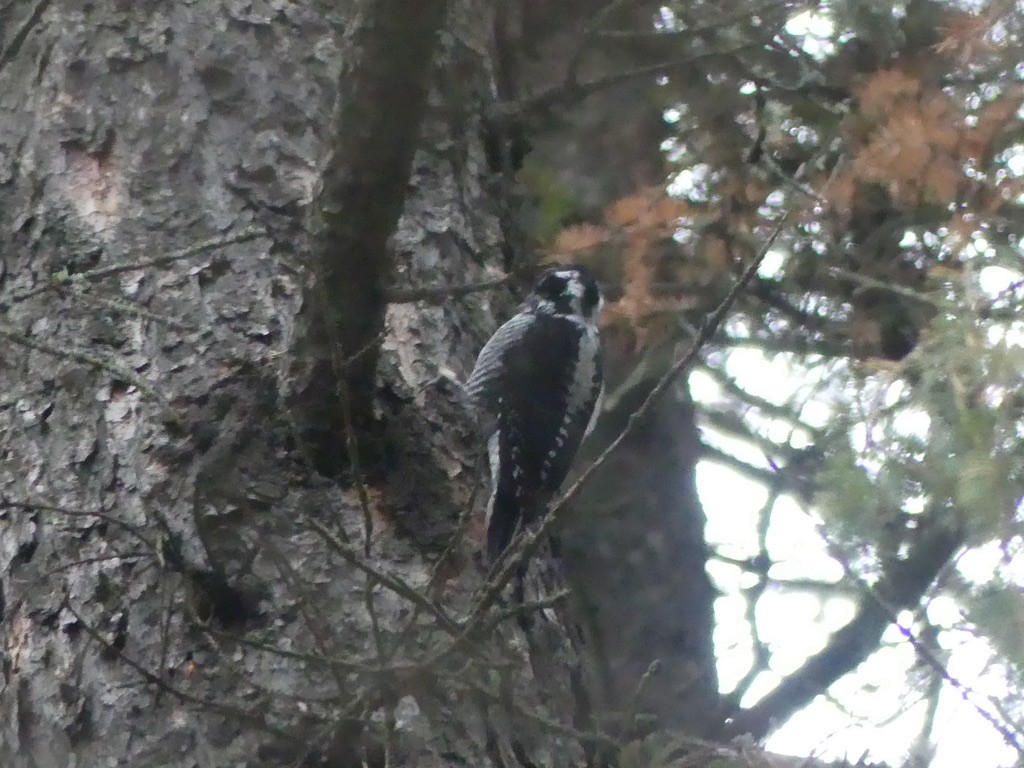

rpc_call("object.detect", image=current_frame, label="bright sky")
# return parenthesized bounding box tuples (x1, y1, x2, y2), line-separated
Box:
(692, 266, 1024, 766)
(696, 425, 1020, 767)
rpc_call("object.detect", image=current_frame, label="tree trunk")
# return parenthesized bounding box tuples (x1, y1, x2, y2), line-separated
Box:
(499, 0, 721, 734)
(0, 1, 721, 766)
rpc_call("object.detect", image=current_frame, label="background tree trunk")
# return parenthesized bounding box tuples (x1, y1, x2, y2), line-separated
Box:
(497, 0, 721, 734)
(0, 1, 524, 764)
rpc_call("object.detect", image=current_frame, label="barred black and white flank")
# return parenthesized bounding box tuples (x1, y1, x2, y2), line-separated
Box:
(465, 265, 604, 561)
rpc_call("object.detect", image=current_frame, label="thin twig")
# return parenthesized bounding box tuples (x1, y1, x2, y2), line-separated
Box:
(302, 515, 462, 636)
(729, 489, 778, 705)
(259, 536, 351, 692)
(0, 498, 159, 554)
(387, 276, 512, 304)
(618, 659, 661, 740)
(494, 44, 756, 119)
(828, 266, 940, 305)
(337, 368, 375, 557)
(566, 0, 633, 83)
(314, 255, 378, 554)
(426, 460, 486, 594)
(74, 290, 198, 332)
(61, 595, 297, 743)
(340, 330, 388, 371)
(484, 589, 572, 627)
(458, 676, 622, 751)
(595, 0, 788, 42)
(197, 622, 381, 675)
(35, 550, 147, 581)
(0, 324, 166, 404)
(154, 580, 175, 706)
(363, 566, 393, 768)
(9, 226, 264, 304)
(566, 0, 788, 92)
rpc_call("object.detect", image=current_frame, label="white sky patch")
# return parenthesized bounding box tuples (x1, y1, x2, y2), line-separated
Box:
(740, 669, 784, 707)
(957, 542, 1003, 583)
(701, 425, 772, 468)
(700, 461, 768, 554)
(979, 265, 1020, 295)
(799, 397, 832, 430)
(926, 594, 963, 627)
(689, 367, 723, 404)
(715, 596, 757, 692)
(758, 249, 786, 278)
(724, 347, 791, 395)
(695, 323, 1024, 767)
(892, 406, 931, 439)
(784, 10, 835, 58)
(1005, 146, 1024, 176)
(757, 590, 830, 672)
(670, 163, 711, 197)
(766, 496, 843, 579)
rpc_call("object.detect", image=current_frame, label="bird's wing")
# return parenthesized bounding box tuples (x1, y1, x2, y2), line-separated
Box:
(465, 311, 536, 413)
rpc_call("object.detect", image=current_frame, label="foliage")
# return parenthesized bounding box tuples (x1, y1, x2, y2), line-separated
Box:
(542, 0, 1024, 763)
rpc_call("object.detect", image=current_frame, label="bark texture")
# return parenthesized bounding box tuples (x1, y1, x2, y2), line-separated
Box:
(0, 1, 536, 765)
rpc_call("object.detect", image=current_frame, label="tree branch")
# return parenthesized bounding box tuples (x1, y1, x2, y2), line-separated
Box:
(6, 226, 265, 306)
(722, 524, 964, 740)
(386, 275, 512, 304)
(493, 43, 756, 120)
(289, 0, 450, 465)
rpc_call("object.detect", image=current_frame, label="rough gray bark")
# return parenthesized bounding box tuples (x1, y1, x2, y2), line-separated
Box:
(0, 1, 565, 765)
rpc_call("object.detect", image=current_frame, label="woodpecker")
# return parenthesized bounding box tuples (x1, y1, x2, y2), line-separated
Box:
(465, 265, 604, 561)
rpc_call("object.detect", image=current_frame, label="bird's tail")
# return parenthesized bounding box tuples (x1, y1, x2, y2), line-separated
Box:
(486, 480, 522, 562)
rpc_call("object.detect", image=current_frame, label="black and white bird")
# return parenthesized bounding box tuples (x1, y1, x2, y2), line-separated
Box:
(465, 264, 604, 561)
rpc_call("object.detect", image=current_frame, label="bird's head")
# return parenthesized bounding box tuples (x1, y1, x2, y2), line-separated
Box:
(530, 264, 603, 323)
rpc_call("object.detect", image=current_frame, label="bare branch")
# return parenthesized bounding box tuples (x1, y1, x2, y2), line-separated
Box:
(292, 0, 451, 441)
(893, 607, 1024, 754)
(8, 226, 265, 305)
(696, 361, 826, 439)
(62, 595, 298, 743)
(0, 324, 167, 404)
(829, 266, 940, 306)
(387, 276, 512, 304)
(722, 524, 964, 741)
(494, 44, 757, 120)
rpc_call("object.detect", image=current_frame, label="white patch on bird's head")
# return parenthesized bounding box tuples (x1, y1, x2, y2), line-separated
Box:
(532, 265, 603, 323)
